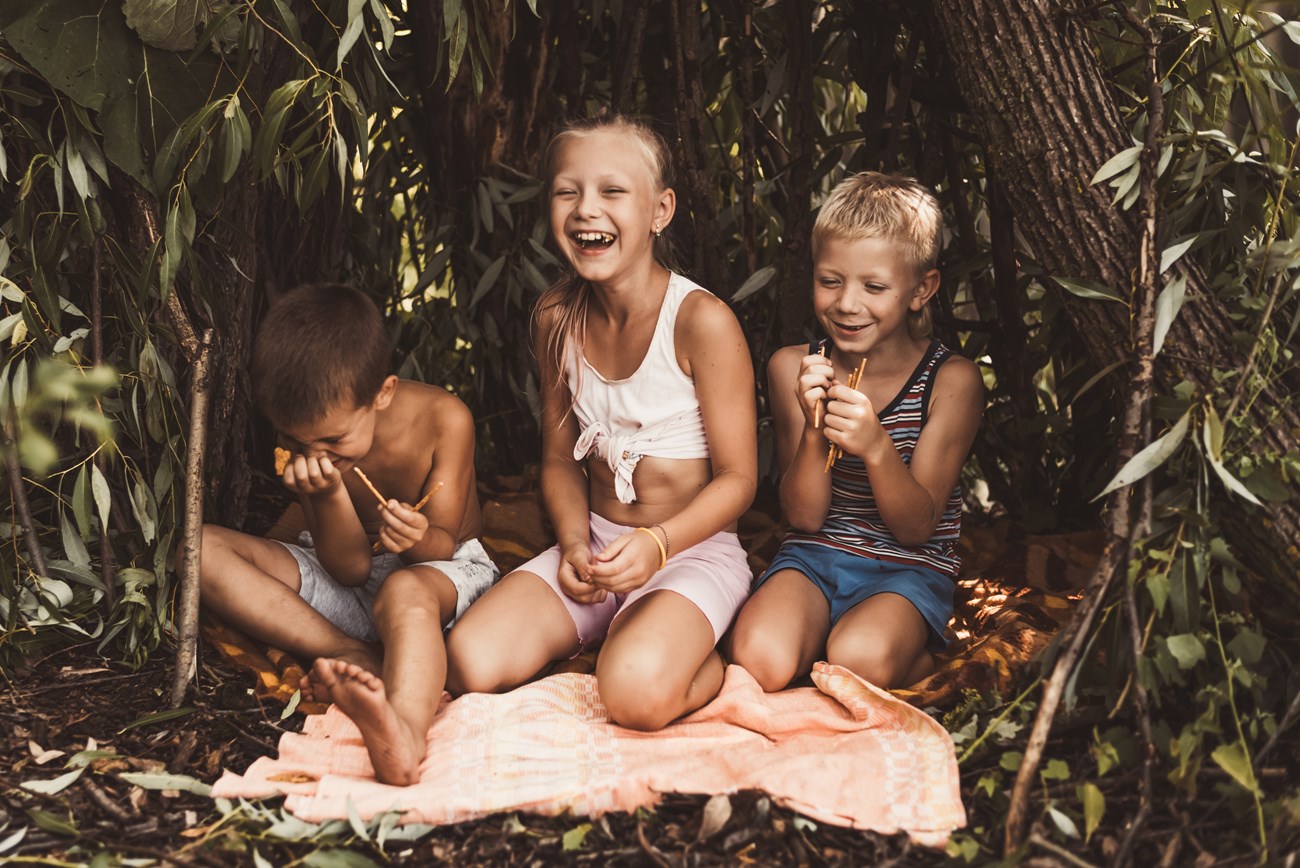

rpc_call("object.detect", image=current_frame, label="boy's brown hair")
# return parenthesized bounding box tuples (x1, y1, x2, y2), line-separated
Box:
(812, 172, 944, 339)
(251, 283, 390, 430)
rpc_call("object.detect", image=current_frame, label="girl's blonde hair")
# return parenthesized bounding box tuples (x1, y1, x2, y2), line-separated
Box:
(534, 115, 676, 391)
(813, 172, 944, 339)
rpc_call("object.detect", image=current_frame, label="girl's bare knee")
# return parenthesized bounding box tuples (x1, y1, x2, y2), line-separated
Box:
(600, 677, 677, 732)
(444, 625, 505, 695)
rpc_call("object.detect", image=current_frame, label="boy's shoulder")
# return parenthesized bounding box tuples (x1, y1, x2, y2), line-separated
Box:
(929, 350, 984, 418)
(379, 380, 473, 445)
(933, 350, 982, 392)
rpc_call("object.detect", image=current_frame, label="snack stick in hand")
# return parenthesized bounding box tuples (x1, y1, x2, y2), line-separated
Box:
(824, 357, 868, 472)
(352, 466, 388, 508)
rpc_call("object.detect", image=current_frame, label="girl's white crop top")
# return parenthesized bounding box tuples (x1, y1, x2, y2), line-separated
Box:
(565, 272, 712, 504)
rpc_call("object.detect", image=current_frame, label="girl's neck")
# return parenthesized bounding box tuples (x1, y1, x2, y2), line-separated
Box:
(589, 261, 670, 325)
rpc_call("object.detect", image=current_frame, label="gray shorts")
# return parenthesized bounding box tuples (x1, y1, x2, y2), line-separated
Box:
(277, 532, 500, 643)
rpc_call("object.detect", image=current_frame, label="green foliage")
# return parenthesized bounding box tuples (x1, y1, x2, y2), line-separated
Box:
(0, 0, 1297, 858)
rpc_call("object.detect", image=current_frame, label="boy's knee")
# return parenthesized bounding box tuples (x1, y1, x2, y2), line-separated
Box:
(728, 629, 799, 693)
(826, 633, 903, 688)
(372, 569, 445, 624)
(179, 525, 229, 587)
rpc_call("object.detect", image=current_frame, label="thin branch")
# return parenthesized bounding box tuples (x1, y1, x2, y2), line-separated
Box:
(882, 32, 920, 173)
(1114, 9, 1162, 863)
(1209, 0, 1266, 147)
(1006, 4, 1166, 853)
(1030, 833, 1101, 868)
(91, 239, 116, 612)
(1224, 138, 1300, 423)
(739, 2, 756, 274)
(1003, 524, 1130, 852)
(131, 183, 200, 364)
(612, 0, 648, 113)
(3, 417, 49, 579)
(170, 330, 214, 708)
(1256, 686, 1300, 767)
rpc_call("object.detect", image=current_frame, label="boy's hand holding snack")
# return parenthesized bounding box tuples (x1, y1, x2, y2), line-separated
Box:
(375, 500, 430, 554)
(822, 382, 888, 462)
(797, 353, 835, 430)
(282, 452, 345, 498)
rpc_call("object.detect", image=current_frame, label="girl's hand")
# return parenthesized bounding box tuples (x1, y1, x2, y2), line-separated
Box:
(586, 530, 660, 594)
(796, 353, 835, 430)
(558, 545, 606, 603)
(823, 382, 887, 459)
(375, 500, 430, 554)
(283, 454, 344, 498)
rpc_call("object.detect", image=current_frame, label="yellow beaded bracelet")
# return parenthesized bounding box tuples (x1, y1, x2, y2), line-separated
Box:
(635, 526, 668, 571)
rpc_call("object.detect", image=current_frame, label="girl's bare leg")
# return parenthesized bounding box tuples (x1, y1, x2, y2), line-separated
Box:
(445, 570, 581, 695)
(595, 590, 722, 731)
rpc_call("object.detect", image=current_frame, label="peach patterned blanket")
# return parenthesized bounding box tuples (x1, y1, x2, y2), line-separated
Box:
(212, 663, 965, 846)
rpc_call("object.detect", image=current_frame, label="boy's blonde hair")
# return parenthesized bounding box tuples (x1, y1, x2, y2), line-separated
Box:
(813, 172, 944, 339)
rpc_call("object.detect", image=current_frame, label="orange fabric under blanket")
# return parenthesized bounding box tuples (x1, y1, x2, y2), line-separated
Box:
(211, 662, 965, 846)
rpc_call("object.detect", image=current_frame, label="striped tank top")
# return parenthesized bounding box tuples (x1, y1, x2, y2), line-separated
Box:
(786, 339, 962, 577)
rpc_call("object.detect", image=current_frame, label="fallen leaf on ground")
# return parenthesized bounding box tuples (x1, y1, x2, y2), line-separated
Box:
(268, 771, 318, 783)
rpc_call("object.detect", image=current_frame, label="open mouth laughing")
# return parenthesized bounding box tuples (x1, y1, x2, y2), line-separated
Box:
(572, 231, 616, 251)
(832, 321, 871, 334)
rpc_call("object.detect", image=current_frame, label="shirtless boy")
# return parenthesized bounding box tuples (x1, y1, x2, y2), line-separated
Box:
(190, 283, 498, 785)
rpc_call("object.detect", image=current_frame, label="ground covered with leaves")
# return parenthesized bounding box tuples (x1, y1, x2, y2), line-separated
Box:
(0, 645, 931, 866)
(7, 639, 1294, 866)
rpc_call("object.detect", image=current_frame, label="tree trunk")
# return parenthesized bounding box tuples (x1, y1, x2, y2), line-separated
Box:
(778, 0, 815, 344)
(925, 0, 1300, 585)
(409, 1, 551, 471)
(105, 175, 256, 529)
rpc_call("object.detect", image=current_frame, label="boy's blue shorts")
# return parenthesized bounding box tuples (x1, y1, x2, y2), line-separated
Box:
(758, 541, 955, 652)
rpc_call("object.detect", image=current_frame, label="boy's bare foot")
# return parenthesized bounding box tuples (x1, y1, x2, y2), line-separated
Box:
(307, 658, 425, 786)
(300, 646, 382, 703)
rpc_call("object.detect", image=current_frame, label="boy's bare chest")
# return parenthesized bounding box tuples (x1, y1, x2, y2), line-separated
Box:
(349, 447, 435, 510)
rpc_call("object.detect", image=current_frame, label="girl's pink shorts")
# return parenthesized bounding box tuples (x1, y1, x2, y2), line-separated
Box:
(515, 512, 753, 648)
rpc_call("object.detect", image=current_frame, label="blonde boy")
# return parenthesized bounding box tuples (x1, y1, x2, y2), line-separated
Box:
(729, 174, 983, 690)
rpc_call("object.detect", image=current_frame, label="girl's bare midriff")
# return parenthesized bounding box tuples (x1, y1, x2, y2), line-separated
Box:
(587, 455, 721, 530)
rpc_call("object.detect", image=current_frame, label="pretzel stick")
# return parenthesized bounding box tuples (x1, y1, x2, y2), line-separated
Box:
(412, 481, 444, 511)
(368, 480, 446, 553)
(823, 357, 869, 472)
(352, 466, 387, 507)
(812, 344, 827, 429)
